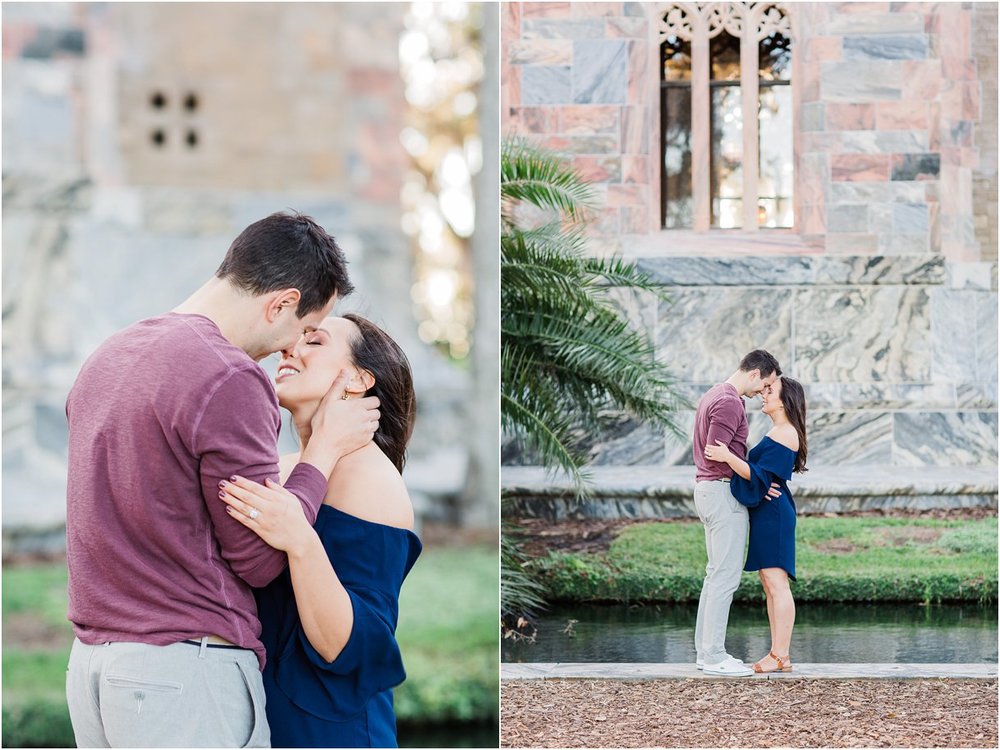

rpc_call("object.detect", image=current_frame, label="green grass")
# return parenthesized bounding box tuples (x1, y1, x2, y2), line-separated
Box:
(2, 546, 498, 746)
(532, 516, 998, 604)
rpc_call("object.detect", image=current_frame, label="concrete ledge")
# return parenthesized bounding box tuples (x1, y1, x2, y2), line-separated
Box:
(502, 662, 999, 681)
(502, 465, 999, 520)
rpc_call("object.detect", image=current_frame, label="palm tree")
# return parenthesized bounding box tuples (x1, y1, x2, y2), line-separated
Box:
(500, 138, 687, 619)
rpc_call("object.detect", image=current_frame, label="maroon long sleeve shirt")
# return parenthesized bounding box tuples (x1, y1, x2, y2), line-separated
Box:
(692, 382, 749, 481)
(65, 312, 327, 669)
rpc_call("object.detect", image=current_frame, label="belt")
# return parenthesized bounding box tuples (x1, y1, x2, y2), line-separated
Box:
(181, 635, 241, 650)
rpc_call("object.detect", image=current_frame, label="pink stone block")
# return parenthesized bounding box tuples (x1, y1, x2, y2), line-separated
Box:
(928, 100, 941, 150)
(831, 154, 890, 181)
(627, 40, 650, 106)
(799, 203, 826, 236)
(523, 2, 571, 18)
(834, 2, 890, 14)
(621, 205, 650, 233)
(826, 103, 876, 131)
(621, 105, 649, 154)
(942, 58, 976, 81)
(961, 147, 979, 168)
(876, 102, 928, 130)
(509, 107, 559, 134)
(607, 184, 648, 206)
(503, 64, 522, 113)
(510, 39, 572, 66)
(503, 3, 522, 38)
(574, 155, 622, 183)
(799, 59, 822, 103)
(571, 3, 622, 19)
(963, 82, 980, 120)
(801, 132, 842, 153)
(558, 105, 620, 135)
(902, 61, 943, 101)
(806, 36, 842, 63)
(606, 17, 647, 38)
(622, 155, 649, 184)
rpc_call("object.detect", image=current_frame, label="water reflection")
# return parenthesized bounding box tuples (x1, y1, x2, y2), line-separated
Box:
(502, 603, 998, 664)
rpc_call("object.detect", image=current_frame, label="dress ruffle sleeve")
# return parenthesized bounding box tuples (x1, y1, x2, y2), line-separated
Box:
(272, 586, 406, 721)
(730, 439, 795, 509)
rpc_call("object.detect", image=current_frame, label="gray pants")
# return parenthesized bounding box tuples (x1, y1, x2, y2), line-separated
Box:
(693, 480, 749, 664)
(66, 637, 270, 748)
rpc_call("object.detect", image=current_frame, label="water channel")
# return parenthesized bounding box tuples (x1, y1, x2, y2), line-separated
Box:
(502, 603, 998, 664)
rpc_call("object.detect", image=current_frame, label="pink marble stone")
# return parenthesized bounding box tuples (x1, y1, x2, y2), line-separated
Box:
(797, 155, 829, 206)
(2, 24, 36, 59)
(510, 39, 572, 66)
(573, 155, 622, 183)
(622, 155, 649, 185)
(621, 205, 649, 233)
(826, 103, 876, 131)
(626, 40, 649, 106)
(937, 6, 970, 59)
(504, 3, 522, 39)
(834, 2, 890, 14)
(798, 203, 827, 236)
(621, 105, 648, 154)
(902, 60, 943, 101)
(962, 82, 980, 120)
(799, 59, 822, 103)
(876, 102, 928, 131)
(523, 2, 572, 19)
(960, 147, 979, 168)
(928, 100, 942, 151)
(942, 58, 976, 81)
(806, 36, 842, 63)
(503, 64, 522, 112)
(571, 3, 622, 19)
(607, 184, 648, 206)
(539, 135, 618, 154)
(509, 107, 559, 134)
(606, 17, 646, 38)
(831, 154, 891, 182)
(558, 105, 620, 135)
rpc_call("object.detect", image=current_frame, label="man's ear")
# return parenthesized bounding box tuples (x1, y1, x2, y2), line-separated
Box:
(265, 289, 301, 322)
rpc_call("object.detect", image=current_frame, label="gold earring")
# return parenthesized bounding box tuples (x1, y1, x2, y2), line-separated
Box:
(341, 392, 349, 401)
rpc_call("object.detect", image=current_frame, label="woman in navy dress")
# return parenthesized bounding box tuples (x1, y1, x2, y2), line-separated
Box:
(220, 314, 420, 747)
(704, 376, 808, 674)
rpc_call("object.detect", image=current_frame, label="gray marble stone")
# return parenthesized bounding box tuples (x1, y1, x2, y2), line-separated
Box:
(663, 411, 696, 466)
(829, 182, 925, 204)
(956, 383, 999, 409)
(814, 254, 944, 285)
(839, 131, 928, 155)
(837, 382, 956, 410)
(521, 19, 605, 39)
(827, 204, 870, 233)
(976, 292, 998, 383)
(808, 411, 893, 465)
(800, 102, 825, 132)
(821, 62, 903, 101)
(824, 13, 925, 35)
(637, 256, 814, 286)
(587, 414, 666, 466)
(947, 261, 997, 291)
(894, 412, 999, 466)
(892, 203, 929, 233)
(22, 28, 86, 59)
(521, 65, 572, 105)
(929, 288, 979, 384)
(794, 287, 931, 382)
(572, 41, 627, 105)
(878, 232, 929, 254)
(891, 153, 940, 181)
(655, 288, 794, 384)
(802, 383, 842, 409)
(842, 35, 929, 61)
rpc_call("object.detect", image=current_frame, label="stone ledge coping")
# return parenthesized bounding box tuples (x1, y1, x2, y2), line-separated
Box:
(502, 465, 999, 498)
(502, 465, 998, 519)
(502, 663, 998, 681)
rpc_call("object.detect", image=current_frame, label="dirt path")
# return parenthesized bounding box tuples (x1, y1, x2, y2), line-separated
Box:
(501, 678, 998, 748)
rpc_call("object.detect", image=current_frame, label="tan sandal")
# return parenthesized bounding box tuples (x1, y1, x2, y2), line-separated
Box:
(752, 651, 793, 673)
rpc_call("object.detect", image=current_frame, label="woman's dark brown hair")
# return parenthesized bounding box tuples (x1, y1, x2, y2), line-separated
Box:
(343, 314, 416, 474)
(778, 376, 808, 473)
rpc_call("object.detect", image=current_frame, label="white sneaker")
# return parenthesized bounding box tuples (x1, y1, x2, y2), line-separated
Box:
(702, 656, 754, 676)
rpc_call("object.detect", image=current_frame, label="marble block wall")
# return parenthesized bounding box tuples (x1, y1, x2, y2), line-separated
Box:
(590, 254, 998, 470)
(503, 2, 994, 264)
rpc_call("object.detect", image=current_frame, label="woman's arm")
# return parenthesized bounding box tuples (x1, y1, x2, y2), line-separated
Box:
(703, 440, 751, 480)
(219, 476, 353, 663)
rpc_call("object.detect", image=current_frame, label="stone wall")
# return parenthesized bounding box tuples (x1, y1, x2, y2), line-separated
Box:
(501, 2, 998, 479)
(2, 3, 488, 533)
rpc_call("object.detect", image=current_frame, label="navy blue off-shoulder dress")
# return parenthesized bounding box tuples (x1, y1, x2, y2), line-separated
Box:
(730, 436, 798, 581)
(255, 504, 421, 748)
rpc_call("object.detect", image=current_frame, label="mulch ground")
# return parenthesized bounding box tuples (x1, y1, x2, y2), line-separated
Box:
(511, 506, 998, 557)
(501, 678, 998, 748)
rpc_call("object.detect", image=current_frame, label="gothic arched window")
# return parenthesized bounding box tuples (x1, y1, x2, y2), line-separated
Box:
(659, 3, 793, 231)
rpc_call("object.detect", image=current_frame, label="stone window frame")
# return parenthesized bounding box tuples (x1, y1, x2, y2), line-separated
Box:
(648, 2, 800, 236)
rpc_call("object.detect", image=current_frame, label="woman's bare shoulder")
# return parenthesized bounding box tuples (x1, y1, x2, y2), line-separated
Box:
(326, 448, 415, 531)
(767, 424, 799, 452)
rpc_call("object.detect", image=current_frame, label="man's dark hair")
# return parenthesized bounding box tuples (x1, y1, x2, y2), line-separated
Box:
(738, 349, 781, 378)
(215, 211, 354, 317)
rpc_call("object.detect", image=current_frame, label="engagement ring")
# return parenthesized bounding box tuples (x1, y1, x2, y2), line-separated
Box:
(248, 508, 260, 520)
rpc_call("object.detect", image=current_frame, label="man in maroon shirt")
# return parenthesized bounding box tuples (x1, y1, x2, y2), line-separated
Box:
(691, 350, 781, 676)
(65, 212, 381, 747)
